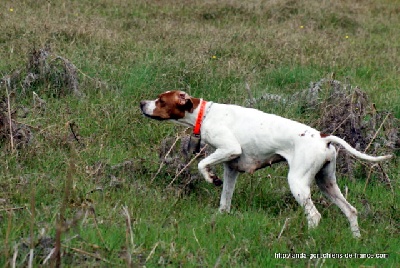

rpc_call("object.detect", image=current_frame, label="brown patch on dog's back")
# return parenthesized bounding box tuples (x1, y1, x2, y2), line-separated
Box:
(320, 133, 332, 148)
(320, 133, 330, 138)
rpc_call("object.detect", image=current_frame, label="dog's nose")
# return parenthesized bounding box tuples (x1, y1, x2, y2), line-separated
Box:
(140, 101, 146, 110)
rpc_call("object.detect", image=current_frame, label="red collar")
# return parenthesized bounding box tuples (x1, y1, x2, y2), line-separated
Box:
(193, 100, 207, 135)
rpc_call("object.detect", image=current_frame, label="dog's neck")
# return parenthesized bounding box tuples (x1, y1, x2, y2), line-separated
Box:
(174, 98, 211, 129)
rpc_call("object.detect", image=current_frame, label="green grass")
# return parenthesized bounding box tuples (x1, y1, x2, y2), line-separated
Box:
(1, 0, 399, 267)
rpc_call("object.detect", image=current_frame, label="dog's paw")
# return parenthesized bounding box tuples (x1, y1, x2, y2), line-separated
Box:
(219, 207, 230, 213)
(213, 178, 223, 186)
(209, 173, 223, 186)
(307, 210, 321, 229)
(351, 223, 361, 239)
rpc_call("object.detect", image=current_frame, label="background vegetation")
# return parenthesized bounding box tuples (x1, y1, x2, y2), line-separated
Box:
(1, 0, 399, 267)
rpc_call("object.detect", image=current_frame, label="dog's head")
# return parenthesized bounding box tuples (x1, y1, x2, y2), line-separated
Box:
(140, 90, 199, 120)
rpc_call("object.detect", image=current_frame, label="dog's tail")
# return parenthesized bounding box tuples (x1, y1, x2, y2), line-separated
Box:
(323, 135, 393, 162)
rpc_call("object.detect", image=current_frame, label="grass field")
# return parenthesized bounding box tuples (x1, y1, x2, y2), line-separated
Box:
(1, 0, 399, 267)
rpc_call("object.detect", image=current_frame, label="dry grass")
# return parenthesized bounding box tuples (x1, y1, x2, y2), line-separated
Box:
(2, 1, 399, 73)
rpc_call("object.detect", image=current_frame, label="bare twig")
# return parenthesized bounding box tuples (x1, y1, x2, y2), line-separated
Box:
(361, 161, 393, 193)
(167, 144, 208, 187)
(151, 133, 181, 184)
(122, 206, 133, 267)
(330, 114, 351, 135)
(0, 206, 25, 212)
(245, 82, 254, 107)
(363, 164, 378, 193)
(145, 242, 159, 263)
(4, 211, 13, 267)
(5, 83, 14, 152)
(213, 245, 226, 268)
(28, 183, 36, 268)
(363, 113, 390, 153)
(122, 206, 135, 249)
(377, 163, 393, 193)
(89, 207, 108, 251)
(68, 121, 84, 148)
(43, 248, 56, 265)
(62, 245, 114, 264)
(12, 244, 19, 268)
(28, 249, 34, 268)
(161, 144, 210, 227)
(277, 218, 290, 240)
(52, 146, 75, 267)
(192, 228, 202, 249)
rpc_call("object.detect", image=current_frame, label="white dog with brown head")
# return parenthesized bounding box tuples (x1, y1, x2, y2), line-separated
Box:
(140, 90, 392, 238)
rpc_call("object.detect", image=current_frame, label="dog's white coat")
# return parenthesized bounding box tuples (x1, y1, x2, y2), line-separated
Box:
(141, 92, 392, 238)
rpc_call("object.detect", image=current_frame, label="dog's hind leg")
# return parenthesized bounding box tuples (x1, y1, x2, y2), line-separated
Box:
(219, 163, 239, 213)
(316, 157, 361, 238)
(287, 168, 321, 230)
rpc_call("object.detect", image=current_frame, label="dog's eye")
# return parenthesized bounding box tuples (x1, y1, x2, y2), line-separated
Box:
(158, 99, 165, 106)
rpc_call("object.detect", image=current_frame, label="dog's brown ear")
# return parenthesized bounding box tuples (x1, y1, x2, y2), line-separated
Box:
(178, 92, 194, 112)
(178, 92, 190, 105)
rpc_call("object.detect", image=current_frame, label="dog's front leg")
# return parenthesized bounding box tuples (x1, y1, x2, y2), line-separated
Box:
(219, 163, 239, 213)
(198, 145, 241, 185)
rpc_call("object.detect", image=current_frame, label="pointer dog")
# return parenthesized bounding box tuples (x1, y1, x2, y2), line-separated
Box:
(140, 90, 392, 237)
